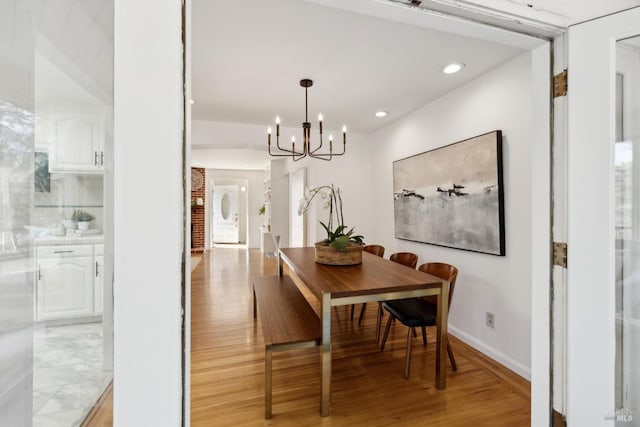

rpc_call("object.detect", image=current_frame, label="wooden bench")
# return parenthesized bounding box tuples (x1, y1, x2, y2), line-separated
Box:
(252, 275, 321, 419)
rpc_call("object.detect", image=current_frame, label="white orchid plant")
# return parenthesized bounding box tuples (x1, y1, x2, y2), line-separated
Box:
(298, 184, 364, 250)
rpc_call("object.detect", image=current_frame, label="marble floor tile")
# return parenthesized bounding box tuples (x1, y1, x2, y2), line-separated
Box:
(33, 322, 112, 425)
(33, 407, 89, 427)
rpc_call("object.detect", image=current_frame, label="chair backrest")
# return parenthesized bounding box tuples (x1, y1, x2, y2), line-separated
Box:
(363, 244, 385, 257)
(418, 262, 458, 307)
(389, 252, 418, 269)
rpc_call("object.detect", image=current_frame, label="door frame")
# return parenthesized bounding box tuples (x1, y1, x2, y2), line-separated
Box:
(566, 7, 640, 426)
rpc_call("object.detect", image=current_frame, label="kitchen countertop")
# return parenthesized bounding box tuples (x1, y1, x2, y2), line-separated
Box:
(34, 234, 104, 245)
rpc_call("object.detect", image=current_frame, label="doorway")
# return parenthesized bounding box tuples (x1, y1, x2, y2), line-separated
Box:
(210, 179, 249, 247)
(189, 1, 551, 425)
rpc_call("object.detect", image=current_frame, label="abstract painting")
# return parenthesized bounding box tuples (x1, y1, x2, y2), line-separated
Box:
(393, 130, 505, 256)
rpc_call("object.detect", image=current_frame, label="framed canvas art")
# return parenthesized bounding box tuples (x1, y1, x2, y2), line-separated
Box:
(393, 130, 505, 256)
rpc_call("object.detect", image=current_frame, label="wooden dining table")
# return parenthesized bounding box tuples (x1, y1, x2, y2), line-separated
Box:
(278, 247, 449, 417)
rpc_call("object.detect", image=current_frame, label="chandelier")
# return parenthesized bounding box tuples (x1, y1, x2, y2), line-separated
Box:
(267, 79, 346, 161)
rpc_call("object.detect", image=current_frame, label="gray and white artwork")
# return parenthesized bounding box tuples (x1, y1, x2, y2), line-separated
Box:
(393, 131, 505, 256)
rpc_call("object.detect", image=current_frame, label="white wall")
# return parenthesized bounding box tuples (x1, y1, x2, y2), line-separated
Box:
(206, 169, 264, 248)
(114, 0, 184, 424)
(192, 119, 266, 149)
(193, 120, 376, 249)
(269, 159, 289, 248)
(281, 131, 375, 246)
(370, 53, 534, 378)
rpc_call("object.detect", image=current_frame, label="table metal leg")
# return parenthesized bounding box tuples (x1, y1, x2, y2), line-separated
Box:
(253, 283, 257, 319)
(435, 280, 449, 389)
(320, 292, 332, 416)
(265, 346, 272, 419)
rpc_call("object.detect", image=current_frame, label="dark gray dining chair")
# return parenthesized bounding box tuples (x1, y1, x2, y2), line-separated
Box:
(380, 262, 458, 378)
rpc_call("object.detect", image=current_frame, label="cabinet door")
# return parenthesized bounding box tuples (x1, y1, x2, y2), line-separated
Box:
(49, 114, 104, 173)
(36, 256, 94, 320)
(94, 255, 104, 315)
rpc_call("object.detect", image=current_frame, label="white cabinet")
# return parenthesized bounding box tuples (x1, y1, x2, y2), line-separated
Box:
(49, 113, 105, 173)
(260, 227, 278, 256)
(94, 244, 104, 315)
(35, 243, 104, 322)
(36, 245, 94, 320)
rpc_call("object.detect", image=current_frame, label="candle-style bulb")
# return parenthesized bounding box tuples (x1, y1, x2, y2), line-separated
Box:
(318, 113, 323, 122)
(342, 125, 347, 133)
(276, 116, 280, 124)
(291, 136, 295, 143)
(267, 127, 272, 135)
(329, 134, 333, 141)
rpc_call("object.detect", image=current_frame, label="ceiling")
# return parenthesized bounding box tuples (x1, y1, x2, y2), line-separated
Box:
(191, 0, 639, 170)
(191, 0, 527, 136)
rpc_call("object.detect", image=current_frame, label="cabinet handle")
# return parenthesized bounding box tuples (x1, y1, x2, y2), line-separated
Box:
(100, 151, 104, 166)
(53, 250, 74, 254)
(96, 261, 99, 277)
(94, 151, 99, 166)
(38, 266, 42, 281)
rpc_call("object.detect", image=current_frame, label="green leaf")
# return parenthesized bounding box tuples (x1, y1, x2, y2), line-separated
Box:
(319, 221, 332, 240)
(330, 235, 350, 250)
(333, 225, 347, 236)
(350, 235, 364, 244)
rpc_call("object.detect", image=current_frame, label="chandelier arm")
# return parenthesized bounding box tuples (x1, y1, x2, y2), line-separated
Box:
(310, 140, 324, 154)
(308, 153, 332, 161)
(292, 148, 307, 161)
(311, 137, 346, 157)
(269, 143, 305, 157)
(268, 149, 301, 157)
(310, 127, 323, 154)
(274, 133, 301, 154)
(309, 147, 346, 160)
(275, 141, 297, 153)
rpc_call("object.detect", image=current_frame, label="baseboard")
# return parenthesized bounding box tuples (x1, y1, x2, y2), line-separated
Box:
(448, 325, 531, 380)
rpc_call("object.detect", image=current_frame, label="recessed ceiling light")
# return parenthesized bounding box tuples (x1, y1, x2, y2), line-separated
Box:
(375, 111, 388, 118)
(190, 99, 195, 104)
(442, 63, 464, 74)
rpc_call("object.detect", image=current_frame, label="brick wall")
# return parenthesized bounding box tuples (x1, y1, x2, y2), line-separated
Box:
(191, 167, 206, 252)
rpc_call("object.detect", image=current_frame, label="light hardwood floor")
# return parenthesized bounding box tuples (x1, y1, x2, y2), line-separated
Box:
(190, 248, 530, 426)
(87, 247, 530, 426)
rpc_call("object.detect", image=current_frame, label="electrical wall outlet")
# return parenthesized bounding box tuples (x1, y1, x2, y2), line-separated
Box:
(486, 311, 495, 328)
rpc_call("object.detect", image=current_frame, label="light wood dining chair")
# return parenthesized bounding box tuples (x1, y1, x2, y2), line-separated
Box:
(380, 262, 458, 378)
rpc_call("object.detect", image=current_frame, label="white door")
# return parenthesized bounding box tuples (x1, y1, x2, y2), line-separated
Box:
(567, 7, 640, 426)
(213, 185, 239, 243)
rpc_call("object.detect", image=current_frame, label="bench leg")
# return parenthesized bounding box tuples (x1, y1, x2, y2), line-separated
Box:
(265, 346, 272, 419)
